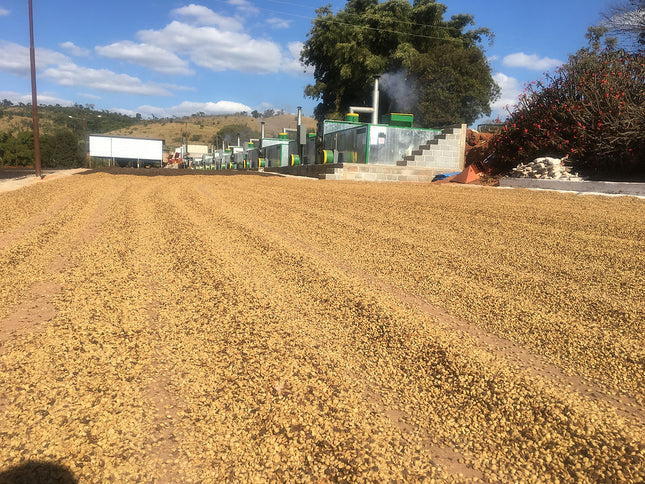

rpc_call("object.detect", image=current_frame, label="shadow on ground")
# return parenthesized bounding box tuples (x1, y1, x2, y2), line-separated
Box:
(0, 461, 77, 484)
(0, 168, 39, 180)
(79, 167, 278, 178)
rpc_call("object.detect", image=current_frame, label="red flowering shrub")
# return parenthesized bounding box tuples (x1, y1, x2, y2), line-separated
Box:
(489, 49, 645, 178)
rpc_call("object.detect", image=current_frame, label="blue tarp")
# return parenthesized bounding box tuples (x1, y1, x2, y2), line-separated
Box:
(432, 172, 461, 182)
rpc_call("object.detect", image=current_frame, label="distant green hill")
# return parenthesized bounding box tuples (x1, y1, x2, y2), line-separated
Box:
(0, 102, 138, 136)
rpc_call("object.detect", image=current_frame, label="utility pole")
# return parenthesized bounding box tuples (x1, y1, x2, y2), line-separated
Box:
(83, 117, 90, 168)
(28, 0, 42, 178)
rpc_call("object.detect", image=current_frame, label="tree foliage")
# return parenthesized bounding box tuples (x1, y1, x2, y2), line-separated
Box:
(0, 103, 139, 135)
(0, 103, 142, 168)
(586, 25, 618, 52)
(0, 131, 34, 167)
(214, 124, 259, 147)
(0, 129, 83, 168)
(300, 0, 499, 127)
(41, 130, 84, 168)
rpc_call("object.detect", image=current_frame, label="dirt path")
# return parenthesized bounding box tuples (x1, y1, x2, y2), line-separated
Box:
(0, 168, 88, 194)
(0, 172, 643, 482)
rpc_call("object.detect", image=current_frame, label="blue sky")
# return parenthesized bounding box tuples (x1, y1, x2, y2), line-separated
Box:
(0, 0, 614, 122)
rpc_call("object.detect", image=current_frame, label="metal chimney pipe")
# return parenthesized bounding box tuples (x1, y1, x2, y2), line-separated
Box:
(372, 76, 380, 125)
(349, 106, 373, 114)
(297, 106, 303, 162)
(261, 121, 265, 139)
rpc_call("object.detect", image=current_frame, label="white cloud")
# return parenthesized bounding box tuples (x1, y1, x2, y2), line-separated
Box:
(135, 100, 253, 118)
(0, 90, 73, 106)
(0, 41, 180, 97)
(85, 5, 303, 78)
(159, 82, 195, 92)
(138, 21, 282, 73)
(227, 0, 260, 16)
(171, 4, 242, 30)
(267, 17, 292, 29)
(281, 41, 312, 75)
(78, 93, 102, 100)
(502, 52, 562, 71)
(35, 92, 75, 106)
(0, 42, 31, 76)
(60, 41, 90, 57)
(96, 41, 193, 75)
(0, 41, 69, 76)
(43, 63, 173, 96)
(0, 7, 10, 16)
(110, 108, 139, 117)
(491, 72, 522, 110)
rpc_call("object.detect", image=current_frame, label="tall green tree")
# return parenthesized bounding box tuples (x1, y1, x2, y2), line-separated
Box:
(0, 131, 34, 166)
(49, 130, 84, 168)
(38, 130, 84, 168)
(301, 0, 499, 127)
(216, 124, 259, 147)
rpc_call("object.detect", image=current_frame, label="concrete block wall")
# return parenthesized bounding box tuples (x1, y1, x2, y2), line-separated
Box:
(397, 124, 466, 171)
(322, 164, 442, 182)
(266, 162, 449, 183)
(265, 163, 337, 179)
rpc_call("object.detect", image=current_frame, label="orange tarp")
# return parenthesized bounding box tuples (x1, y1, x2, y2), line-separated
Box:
(450, 164, 480, 184)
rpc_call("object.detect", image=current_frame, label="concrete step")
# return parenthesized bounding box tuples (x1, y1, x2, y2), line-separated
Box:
(321, 174, 344, 180)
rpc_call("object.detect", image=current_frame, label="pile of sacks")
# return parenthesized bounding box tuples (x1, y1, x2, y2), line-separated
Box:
(510, 156, 582, 180)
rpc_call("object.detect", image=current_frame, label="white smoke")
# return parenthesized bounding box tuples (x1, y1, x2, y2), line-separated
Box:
(379, 71, 419, 113)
